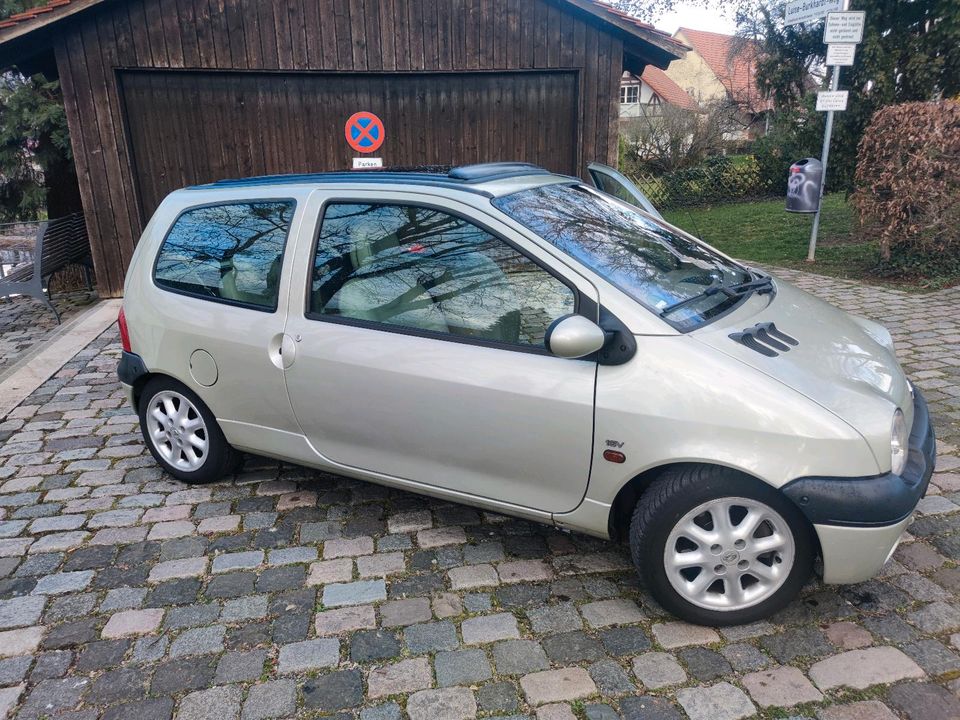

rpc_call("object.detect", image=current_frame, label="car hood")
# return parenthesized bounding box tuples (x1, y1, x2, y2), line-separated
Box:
(691, 277, 912, 473)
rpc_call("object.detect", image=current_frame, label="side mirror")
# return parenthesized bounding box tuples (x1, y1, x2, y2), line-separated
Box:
(545, 314, 607, 359)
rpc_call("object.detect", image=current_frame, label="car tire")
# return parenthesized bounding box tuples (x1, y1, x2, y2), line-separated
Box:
(137, 376, 239, 485)
(629, 464, 814, 626)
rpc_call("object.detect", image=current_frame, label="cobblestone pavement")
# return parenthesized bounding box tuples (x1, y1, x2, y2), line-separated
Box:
(0, 291, 99, 374)
(0, 269, 958, 720)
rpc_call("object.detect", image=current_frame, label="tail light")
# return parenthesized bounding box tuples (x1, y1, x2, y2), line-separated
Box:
(118, 308, 132, 353)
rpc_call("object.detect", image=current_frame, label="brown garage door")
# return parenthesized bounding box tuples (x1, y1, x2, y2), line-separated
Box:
(119, 69, 579, 219)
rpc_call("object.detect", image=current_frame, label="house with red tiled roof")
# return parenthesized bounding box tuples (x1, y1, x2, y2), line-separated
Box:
(664, 27, 773, 139)
(618, 66, 698, 121)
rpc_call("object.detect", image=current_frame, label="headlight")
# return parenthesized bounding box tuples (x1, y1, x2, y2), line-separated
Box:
(891, 409, 908, 476)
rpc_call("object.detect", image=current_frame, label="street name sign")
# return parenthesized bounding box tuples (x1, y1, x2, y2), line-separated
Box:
(826, 43, 856, 66)
(824, 11, 866, 43)
(816, 90, 848, 112)
(784, 0, 843, 26)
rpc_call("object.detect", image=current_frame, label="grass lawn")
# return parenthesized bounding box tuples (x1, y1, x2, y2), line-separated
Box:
(662, 194, 894, 286)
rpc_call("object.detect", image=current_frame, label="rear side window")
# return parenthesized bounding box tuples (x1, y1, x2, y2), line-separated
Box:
(154, 201, 295, 310)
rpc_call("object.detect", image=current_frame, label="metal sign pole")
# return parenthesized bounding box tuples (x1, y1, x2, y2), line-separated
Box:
(806, 64, 840, 262)
(807, 0, 850, 262)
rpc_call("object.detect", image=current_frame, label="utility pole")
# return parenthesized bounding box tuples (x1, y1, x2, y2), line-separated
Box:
(807, 57, 842, 262)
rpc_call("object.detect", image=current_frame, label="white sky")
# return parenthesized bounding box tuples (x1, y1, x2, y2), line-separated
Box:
(651, 3, 738, 35)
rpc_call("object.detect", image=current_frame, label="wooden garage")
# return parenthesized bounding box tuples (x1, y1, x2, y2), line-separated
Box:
(0, 0, 685, 296)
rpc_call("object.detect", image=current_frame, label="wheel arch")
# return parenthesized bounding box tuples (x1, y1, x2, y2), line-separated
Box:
(607, 461, 819, 555)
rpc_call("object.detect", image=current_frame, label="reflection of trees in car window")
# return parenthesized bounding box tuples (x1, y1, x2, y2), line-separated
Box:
(154, 201, 294, 309)
(493, 185, 750, 330)
(310, 204, 574, 348)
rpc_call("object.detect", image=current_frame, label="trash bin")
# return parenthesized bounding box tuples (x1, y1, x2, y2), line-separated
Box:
(786, 158, 822, 214)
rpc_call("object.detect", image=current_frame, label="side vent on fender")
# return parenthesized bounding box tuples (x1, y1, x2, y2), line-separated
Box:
(729, 322, 799, 358)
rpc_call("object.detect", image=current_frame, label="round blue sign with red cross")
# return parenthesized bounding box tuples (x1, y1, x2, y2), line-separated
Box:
(344, 112, 385, 154)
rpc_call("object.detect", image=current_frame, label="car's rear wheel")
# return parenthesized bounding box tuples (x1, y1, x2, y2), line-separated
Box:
(629, 465, 814, 626)
(138, 376, 238, 484)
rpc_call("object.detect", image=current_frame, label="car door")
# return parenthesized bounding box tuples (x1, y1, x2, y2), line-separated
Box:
(588, 162, 664, 220)
(282, 191, 600, 514)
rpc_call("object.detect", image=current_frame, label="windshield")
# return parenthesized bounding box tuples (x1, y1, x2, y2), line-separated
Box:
(492, 183, 753, 330)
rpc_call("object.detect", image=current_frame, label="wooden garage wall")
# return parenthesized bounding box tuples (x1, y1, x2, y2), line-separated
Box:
(53, 0, 625, 297)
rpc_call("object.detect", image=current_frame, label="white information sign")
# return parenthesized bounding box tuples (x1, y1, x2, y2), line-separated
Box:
(784, 0, 843, 26)
(824, 11, 866, 43)
(826, 43, 857, 66)
(353, 157, 383, 169)
(816, 90, 849, 111)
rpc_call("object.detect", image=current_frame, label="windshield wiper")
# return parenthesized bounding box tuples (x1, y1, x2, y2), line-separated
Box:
(660, 275, 774, 317)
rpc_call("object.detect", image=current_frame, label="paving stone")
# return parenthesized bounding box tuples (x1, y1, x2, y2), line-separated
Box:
(278, 638, 339, 672)
(449, 564, 500, 590)
(150, 656, 217, 694)
(435, 648, 493, 687)
(527, 602, 583, 635)
(652, 620, 721, 649)
(760, 627, 834, 663)
(419, 526, 467, 547)
(164, 603, 221, 630)
(212, 550, 264, 573)
(584, 703, 620, 720)
(350, 629, 402, 662)
(887, 682, 960, 720)
(579, 598, 644, 628)
(29, 650, 72, 680)
(361, 702, 402, 720)
(169, 625, 225, 657)
(433, 592, 463, 619)
(619, 695, 684, 720)
(357, 552, 406, 577)
(907, 600, 960, 633)
(632, 651, 687, 689)
(131, 635, 169, 663)
(323, 579, 386, 607)
(18, 676, 88, 718)
(498, 559, 554, 584)
(478, 681, 519, 714)
(0, 655, 31, 685)
(221, 595, 269, 622)
(367, 657, 433, 698)
(215, 649, 267, 683)
(241, 680, 297, 720)
(206, 572, 255, 599)
(102, 608, 164, 638)
(901, 637, 960, 675)
(148, 556, 206, 583)
(0, 595, 45, 628)
(302, 668, 365, 712)
(825, 621, 874, 649)
(720, 642, 771, 672)
(543, 631, 605, 663)
(808, 647, 926, 690)
(520, 667, 597, 705)
(315, 604, 378, 636)
(31, 570, 93, 595)
(463, 593, 492, 613)
(817, 700, 899, 720)
(101, 698, 174, 720)
(588, 659, 635, 695)
(306, 558, 353, 585)
(177, 685, 242, 720)
(76, 638, 130, 671)
(407, 687, 477, 720)
(676, 682, 756, 720)
(742, 665, 824, 707)
(598, 626, 652, 656)
(679, 647, 734, 681)
(462, 612, 520, 644)
(324, 536, 374, 558)
(406, 620, 459, 653)
(494, 639, 550, 675)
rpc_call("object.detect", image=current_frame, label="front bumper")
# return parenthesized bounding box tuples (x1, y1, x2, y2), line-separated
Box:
(782, 387, 936, 583)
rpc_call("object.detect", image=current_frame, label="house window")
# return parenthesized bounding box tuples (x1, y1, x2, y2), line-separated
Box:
(620, 85, 639, 104)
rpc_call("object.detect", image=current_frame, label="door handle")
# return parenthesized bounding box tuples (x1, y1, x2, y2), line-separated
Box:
(268, 333, 297, 370)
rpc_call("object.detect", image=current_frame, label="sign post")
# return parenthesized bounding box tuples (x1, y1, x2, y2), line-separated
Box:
(805, 3, 865, 262)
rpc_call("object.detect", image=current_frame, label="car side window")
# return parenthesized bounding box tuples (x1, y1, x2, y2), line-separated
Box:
(309, 203, 576, 348)
(154, 201, 295, 310)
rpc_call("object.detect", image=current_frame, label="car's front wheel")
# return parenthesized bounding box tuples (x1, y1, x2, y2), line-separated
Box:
(138, 376, 239, 484)
(629, 465, 814, 626)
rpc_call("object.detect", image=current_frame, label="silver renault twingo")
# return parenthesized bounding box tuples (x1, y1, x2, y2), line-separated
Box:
(119, 162, 935, 625)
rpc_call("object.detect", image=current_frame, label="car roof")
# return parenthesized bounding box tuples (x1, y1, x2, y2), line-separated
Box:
(185, 162, 579, 198)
